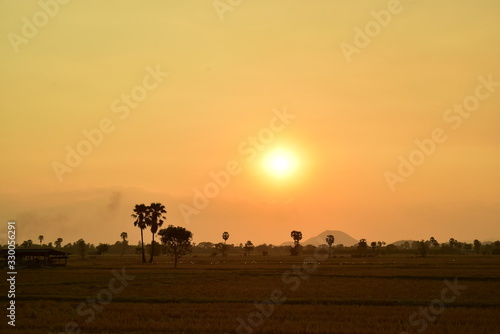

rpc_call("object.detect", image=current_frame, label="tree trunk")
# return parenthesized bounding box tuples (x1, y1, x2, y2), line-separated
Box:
(149, 233, 155, 263)
(140, 229, 146, 263)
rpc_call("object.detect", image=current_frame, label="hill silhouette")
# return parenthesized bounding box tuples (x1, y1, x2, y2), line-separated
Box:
(281, 230, 358, 247)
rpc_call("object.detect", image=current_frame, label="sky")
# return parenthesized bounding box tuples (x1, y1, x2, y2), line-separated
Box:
(1, 0, 499, 247)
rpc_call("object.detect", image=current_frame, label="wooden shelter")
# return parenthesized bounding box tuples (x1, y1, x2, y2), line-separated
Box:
(1, 248, 70, 267)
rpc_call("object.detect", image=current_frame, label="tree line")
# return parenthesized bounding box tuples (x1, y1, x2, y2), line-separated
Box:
(5, 202, 500, 267)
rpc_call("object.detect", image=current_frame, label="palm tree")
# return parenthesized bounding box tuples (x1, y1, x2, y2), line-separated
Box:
(120, 232, 128, 256)
(326, 235, 335, 257)
(222, 232, 229, 256)
(132, 204, 149, 263)
(38, 235, 44, 247)
(290, 230, 302, 256)
(147, 203, 167, 263)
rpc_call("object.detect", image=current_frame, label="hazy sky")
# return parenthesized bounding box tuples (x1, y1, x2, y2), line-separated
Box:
(1, 0, 499, 247)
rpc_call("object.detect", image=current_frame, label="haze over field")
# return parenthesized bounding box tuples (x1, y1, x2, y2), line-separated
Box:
(1, 1, 499, 247)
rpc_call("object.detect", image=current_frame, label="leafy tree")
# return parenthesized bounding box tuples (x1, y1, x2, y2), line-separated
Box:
(326, 235, 335, 257)
(132, 204, 148, 263)
(449, 238, 458, 248)
(222, 231, 229, 256)
(370, 241, 377, 254)
(96, 243, 110, 256)
(38, 235, 44, 247)
(146, 203, 167, 263)
(430, 237, 439, 249)
(76, 239, 86, 259)
(358, 239, 368, 255)
(21, 240, 33, 248)
(120, 232, 128, 256)
(473, 239, 482, 254)
(418, 240, 429, 257)
(244, 240, 254, 256)
(197, 242, 215, 249)
(158, 225, 193, 268)
(290, 230, 302, 256)
(55, 238, 63, 248)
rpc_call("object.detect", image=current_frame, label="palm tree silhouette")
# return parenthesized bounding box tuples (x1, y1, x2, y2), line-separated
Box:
(326, 235, 335, 257)
(120, 232, 128, 256)
(132, 204, 148, 263)
(38, 235, 44, 247)
(222, 232, 229, 256)
(147, 203, 167, 263)
(291, 230, 302, 256)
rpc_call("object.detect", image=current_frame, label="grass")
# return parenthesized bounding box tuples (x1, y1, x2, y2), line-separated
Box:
(2, 254, 500, 333)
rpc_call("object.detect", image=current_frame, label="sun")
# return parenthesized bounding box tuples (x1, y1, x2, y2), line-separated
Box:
(263, 148, 298, 178)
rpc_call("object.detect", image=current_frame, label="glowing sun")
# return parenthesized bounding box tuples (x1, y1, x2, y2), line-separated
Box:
(263, 149, 298, 178)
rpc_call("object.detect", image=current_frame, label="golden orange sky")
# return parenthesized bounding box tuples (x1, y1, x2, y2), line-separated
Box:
(1, 0, 499, 247)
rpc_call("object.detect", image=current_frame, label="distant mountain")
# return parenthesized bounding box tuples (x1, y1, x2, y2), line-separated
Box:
(281, 230, 358, 247)
(390, 240, 416, 246)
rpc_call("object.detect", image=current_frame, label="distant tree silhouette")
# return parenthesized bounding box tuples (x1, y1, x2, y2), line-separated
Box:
(358, 239, 368, 255)
(146, 203, 167, 263)
(290, 230, 302, 256)
(326, 235, 335, 257)
(76, 239, 86, 259)
(370, 241, 377, 254)
(132, 204, 148, 263)
(418, 240, 428, 257)
(21, 240, 33, 248)
(55, 238, 63, 248)
(473, 239, 482, 254)
(159, 225, 193, 268)
(96, 243, 110, 256)
(120, 232, 128, 256)
(222, 232, 229, 256)
(38, 235, 44, 247)
(244, 240, 254, 256)
(430, 237, 439, 249)
(197, 242, 215, 250)
(449, 238, 458, 248)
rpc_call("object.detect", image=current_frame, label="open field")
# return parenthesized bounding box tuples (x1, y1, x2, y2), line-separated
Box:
(3, 254, 500, 333)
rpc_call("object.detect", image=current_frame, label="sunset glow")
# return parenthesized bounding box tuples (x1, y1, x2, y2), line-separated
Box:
(0, 0, 499, 248)
(263, 149, 298, 178)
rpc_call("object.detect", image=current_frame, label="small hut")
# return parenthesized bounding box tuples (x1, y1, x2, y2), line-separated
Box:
(1, 248, 70, 267)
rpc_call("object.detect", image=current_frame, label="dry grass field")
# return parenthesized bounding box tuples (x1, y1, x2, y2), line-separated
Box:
(3, 254, 500, 333)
